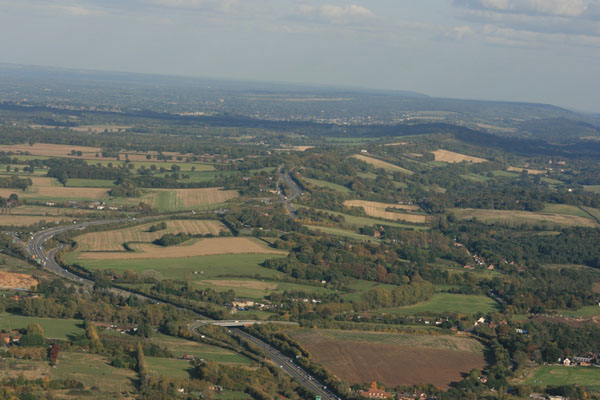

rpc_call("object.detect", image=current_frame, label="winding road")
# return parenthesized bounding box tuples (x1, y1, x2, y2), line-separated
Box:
(16, 217, 336, 400)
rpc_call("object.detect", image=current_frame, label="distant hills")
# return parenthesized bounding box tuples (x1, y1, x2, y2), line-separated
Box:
(0, 63, 598, 142)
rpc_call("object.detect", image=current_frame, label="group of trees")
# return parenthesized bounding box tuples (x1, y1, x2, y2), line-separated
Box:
(0, 175, 31, 190)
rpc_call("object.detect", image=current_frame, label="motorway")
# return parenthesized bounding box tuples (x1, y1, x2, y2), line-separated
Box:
(278, 165, 302, 218)
(232, 328, 337, 400)
(18, 217, 336, 400)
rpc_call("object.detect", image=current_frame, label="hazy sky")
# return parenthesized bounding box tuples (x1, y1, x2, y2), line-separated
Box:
(1, 0, 599, 111)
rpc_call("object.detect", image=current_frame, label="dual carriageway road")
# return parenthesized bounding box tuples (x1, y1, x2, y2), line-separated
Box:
(12, 216, 337, 400)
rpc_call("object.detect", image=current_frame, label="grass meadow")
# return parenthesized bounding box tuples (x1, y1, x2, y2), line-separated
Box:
(0, 313, 84, 339)
(523, 365, 600, 389)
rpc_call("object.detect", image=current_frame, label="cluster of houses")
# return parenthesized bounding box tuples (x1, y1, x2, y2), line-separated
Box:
(91, 321, 137, 334)
(226, 297, 323, 314)
(45, 200, 121, 211)
(226, 298, 273, 313)
(358, 383, 436, 400)
(560, 354, 598, 367)
(0, 330, 21, 346)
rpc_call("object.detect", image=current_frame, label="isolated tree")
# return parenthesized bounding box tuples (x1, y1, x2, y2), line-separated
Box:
(49, 343, 60, 365)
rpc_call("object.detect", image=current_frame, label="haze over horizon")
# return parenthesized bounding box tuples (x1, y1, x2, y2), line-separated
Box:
(1, 0, 599, 112)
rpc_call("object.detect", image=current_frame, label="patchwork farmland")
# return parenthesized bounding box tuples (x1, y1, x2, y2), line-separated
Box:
(75, 219, 227, 251)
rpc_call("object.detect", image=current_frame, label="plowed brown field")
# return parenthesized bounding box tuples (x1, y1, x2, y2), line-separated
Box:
(291, 330, 485, 388)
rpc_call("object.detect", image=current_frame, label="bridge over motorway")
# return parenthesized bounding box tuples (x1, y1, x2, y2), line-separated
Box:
(193, 320, 299, 327)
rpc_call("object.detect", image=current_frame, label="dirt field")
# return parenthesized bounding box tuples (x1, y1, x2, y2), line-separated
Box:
(351, 154, 413, 175)
(201, 279, 277, 290)
(0, 215, 70, 226)
(291, 329, 485, 388)
(507, 166, 547, 175)
(77, 237, 287, 260)
(9, 205, 98, 216)
(29, 177, 60, 187)
(0, 271, 38, 290)
(75, 220, 227, 251)
(344, 200, 428, 224)
(0, 141, 190, 163)
(0, 143, 102, 158)
(432, 150, 488, 163)
(452, 208, 598, 228)
(384, 142, 408, 146)
(0, 187, 109, 200)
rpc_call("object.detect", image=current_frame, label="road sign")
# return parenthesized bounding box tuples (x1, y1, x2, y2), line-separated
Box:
(316, 396, 321, 400)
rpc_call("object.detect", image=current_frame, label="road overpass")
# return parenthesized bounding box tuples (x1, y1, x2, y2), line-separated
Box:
(192, 320, 298, 327)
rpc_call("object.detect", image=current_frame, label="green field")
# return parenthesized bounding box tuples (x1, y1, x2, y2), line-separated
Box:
(305, 225, 378, 242)
(302, 178, 351, 193)
(171, 170, 218, 183)
(151, 333, 251, 364)
(378, 293, 499, 316)
(52, 352, 138, 397)
(581, 206, 600, 221)
(67, 253, 284, 281)
(555, 305, 600, 317)
(451, 207, 597, 228)
(492, 170, 519, 178)
(65, 178, 115, 187)
(343, 280, 399, 302)
(0, 313, 84, 339)
(145, 357, 195, 379)
(193, 277, 336, 300)
(460, 173, 490, 183)
(541, 203, 590, 218)
(523, 365, 600, 389)
(584, 185, 600, 194)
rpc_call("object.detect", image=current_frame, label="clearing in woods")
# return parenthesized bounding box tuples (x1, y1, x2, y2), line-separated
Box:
(150, 333, 252, 364)
(507, 166, 546, 175)
(451, 208, 598, 228)
(75, 237, 287, 260)
(74, 219, 227, 251)
(289, 329, 486, 388)
(351, 154, 413, 175)
(0, 271, 38, 290)
(344, 200, 428, 224)
(378, 293, 499, 315)
(302, 177, 351, 193)
(432, 150, 488, 163)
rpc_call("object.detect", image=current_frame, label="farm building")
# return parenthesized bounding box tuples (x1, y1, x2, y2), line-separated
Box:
(359, 382, 393, 399)
(232, 299, 255, 309)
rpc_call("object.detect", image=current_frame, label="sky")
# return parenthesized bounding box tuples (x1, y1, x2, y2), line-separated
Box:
(1, 0, 599, 112)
